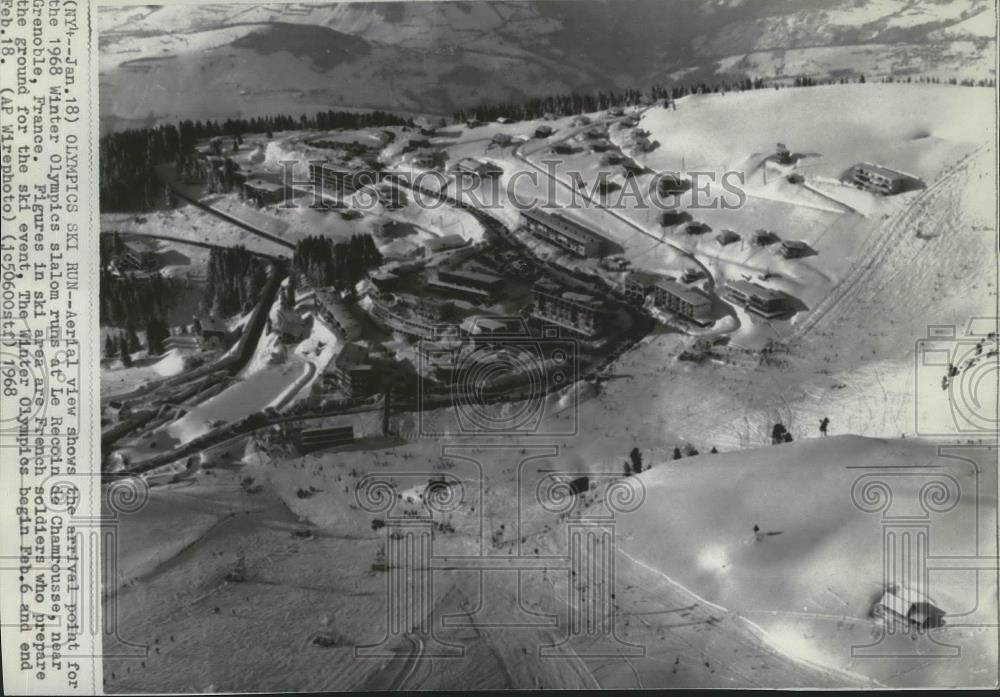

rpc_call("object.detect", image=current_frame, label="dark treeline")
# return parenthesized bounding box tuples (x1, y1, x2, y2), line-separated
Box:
(293, 233, 382, 289)
(100, 109, 412, 212)
(453, 72, 994, 123)
(453, 77, 777, 122)
(205, 246, 271, 317)
(100, 270, 190, 328)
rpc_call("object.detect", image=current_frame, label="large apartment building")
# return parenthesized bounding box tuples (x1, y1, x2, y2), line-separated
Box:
(428, 268, 504, 301)
(651, 279, 713, 325)
(847, 162, 909, 195)
(521, 208, 620, 258)
(531, 280, 608, 337)
(724, 280, 793, 319)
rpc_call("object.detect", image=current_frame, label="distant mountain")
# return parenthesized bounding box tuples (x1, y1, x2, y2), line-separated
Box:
(98, 0, 996, 131)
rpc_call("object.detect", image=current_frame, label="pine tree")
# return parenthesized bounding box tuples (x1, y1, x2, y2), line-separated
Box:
(119, 336, 133, 367)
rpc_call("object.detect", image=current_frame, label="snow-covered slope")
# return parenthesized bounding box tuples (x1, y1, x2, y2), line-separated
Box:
(614, 435, 996, 686)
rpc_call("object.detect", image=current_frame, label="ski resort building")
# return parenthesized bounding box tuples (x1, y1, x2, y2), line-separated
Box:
(422, 234, 468, 255)
(521, 208, 619, 258)
(847, 162, 909, 195)
(309, 160, 380, 194)
(459, 316, 512, 345)
(196, 317, 231, 350)
(119, 238, 159, 270)
(724, 280, 793, 319)
(428, 268, 504, 301)
(242, 178, 285, 206)
(449, 158, 504, 178)
(531, 280, 608, 337)
(752, 229, 780, 247)
(368, 294, 447, 340)
(297, 425, 355, 454)
(873, 588, 946, 629)
(651, 279, 713, 325)
(716, 229, 740, 246)
(623, 270, 666, 304)
(778, 239, 815, 258)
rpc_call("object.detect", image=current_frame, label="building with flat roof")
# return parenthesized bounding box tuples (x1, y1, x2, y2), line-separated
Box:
(423, 234, 468, 254)
(532, 280, 608, 337)
(309, 160, 380, 194)
(778, 239, 815, 259)
(428, 268, 504, 301)
(848, 162, 909, 195)
(521, 208, 619, 258)
(724, 280, 793, 319)
(242, 178, 285, 206)
(119, 238, 160, 270)
(297, 425, 355, 454)
(651, 279, 713, 325)
(459, 316, 514, 344)
(449, 157, 504, 178)
(623, 270, 665, 304)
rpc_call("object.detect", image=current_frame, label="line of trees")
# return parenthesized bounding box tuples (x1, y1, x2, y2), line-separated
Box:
(99, 269, 190, 328)
(453, 70, 994, 124)
(204, 246, 271, 317)
(292, 233, 382, 289)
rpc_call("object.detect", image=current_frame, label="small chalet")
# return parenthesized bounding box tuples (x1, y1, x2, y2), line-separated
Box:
(873, 588, 946, 629)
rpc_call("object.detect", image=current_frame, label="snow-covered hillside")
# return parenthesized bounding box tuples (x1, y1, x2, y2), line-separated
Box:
(97, 1, 996, 130)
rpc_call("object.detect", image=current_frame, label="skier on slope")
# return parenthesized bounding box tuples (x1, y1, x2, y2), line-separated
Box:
(819, 417, 830, 437)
